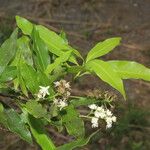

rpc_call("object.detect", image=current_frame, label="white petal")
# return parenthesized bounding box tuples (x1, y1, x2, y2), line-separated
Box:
(112, 116, 117, 122)
(91, 117, 98, 124)
(54, 81, 60, 87)
(92, 123, 98, 128)
(88, 104, 97, 110)
(106, 109, 112, 116)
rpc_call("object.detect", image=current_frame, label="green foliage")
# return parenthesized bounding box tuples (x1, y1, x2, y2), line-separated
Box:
(0, 29, 18, 75)
(20, 63, 39, 94)
(70, 97, 99, 107)
(45, 50, 72, 75)
(0, 105, 32, 143)
(28, 115, 56, 150)
(24, 100, 47, 118)
(86, 37, 121, 62)
(108, 60, 150, 81)
(0, 66, 17, 82)
(62, 105, 85, 138)
(32, 26, 50, 71)
(58, 130, 99, 150)
(0, 16, 149, 150)
(85, 59, 126, 98)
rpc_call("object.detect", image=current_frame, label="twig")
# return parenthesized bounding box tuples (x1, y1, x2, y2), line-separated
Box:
(129, 124, 150, 131)
(27, 16, 107, 26)
(47, 128, 71, 141)
(27, 16, 85, 38)
(122, 43, 143, 51)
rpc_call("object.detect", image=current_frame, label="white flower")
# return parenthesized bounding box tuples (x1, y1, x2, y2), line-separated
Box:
(37, 86, 50, 98)
(105, 109, 112, 117)
(54, 81, 60, 87)
(94, 110, 106, 119)
(94, 106, 106, 119)
(112, 116, 117, 122)
(91, 117, 98, 124)
(96, 106, 104, 112)
(53, 98, 68, 110)
(57, 100, 68, 110)
(92, 123, 99, 128)
(105, 115, 117, 129)
(91, 117, 99, 128)
(88, 104, 98, 110)
(106, 122, 112, 129)
(106, 117, 113, 124)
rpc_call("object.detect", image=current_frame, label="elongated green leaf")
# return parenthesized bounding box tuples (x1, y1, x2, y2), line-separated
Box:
(0, 108, 32, 143)
(16, 16, 82, 64)
(0, 29, 18, 74)
(36, 25, 78, 64)
(32, 26, 50, 71)
(62, 105, 85, 138)
(59, 30, 68, 44)
(19, 76, 28, 96)
(57, 130, 99, 150)
(20, 63, 39, 94)
(16, 16, 33, 35)
(45, 51, 72, 75)
(0, 102, 4, 112)
(85, 59, 126, 98)
(0, 66, 17, 82)
(11, 36, 33, 70)
(70, 97, 99, 107)
(67, 66, 84, 74)
(24, 100, 47, 118)
(86, 37, 121, 62)
(108, 60, 150, 81)
(28, 115, 56, 150)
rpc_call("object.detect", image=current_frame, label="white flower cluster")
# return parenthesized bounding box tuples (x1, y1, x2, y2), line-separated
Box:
(53, 80, 71, 110)
(88, 104, 116, 129)
(37, 86, 50, 99)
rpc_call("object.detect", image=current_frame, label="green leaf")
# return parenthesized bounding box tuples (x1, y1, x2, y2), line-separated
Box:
(16, 16, 33, 35)
(0, 102, 4, 112)
(67, 66, 84, 74)
(70, 97, 99, 107)
(24, 100, 47, 118)
(32, 26, 50, 71)
(85, 59, 126, 98)
(0, 28, 18, 74)
(20, 63, 39, 94)
(86, 37, 121, 62)
(59, 30, 68, 44)
(0, 108, 32, 143)
(62, 105, 85, 138)
(27, 114, 56, 150)
(108, 60, 150, 81)
(0, 66, 17, 82)
(19, 72, 28, 96)
(45, 50, 72, 75)
(17, 36, 33, 65)
(57, 130, 99, 150)
(36, 25, 79, 64)
(16, 16, 82, 64)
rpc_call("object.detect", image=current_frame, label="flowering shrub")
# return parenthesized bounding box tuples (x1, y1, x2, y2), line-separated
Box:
(0, 16, 150, 150)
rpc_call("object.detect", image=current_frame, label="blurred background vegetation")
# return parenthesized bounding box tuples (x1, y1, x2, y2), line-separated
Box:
(0, 0, 150, 149)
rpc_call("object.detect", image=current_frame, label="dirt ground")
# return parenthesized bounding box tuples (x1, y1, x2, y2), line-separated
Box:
(0, 0, 150, 150)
